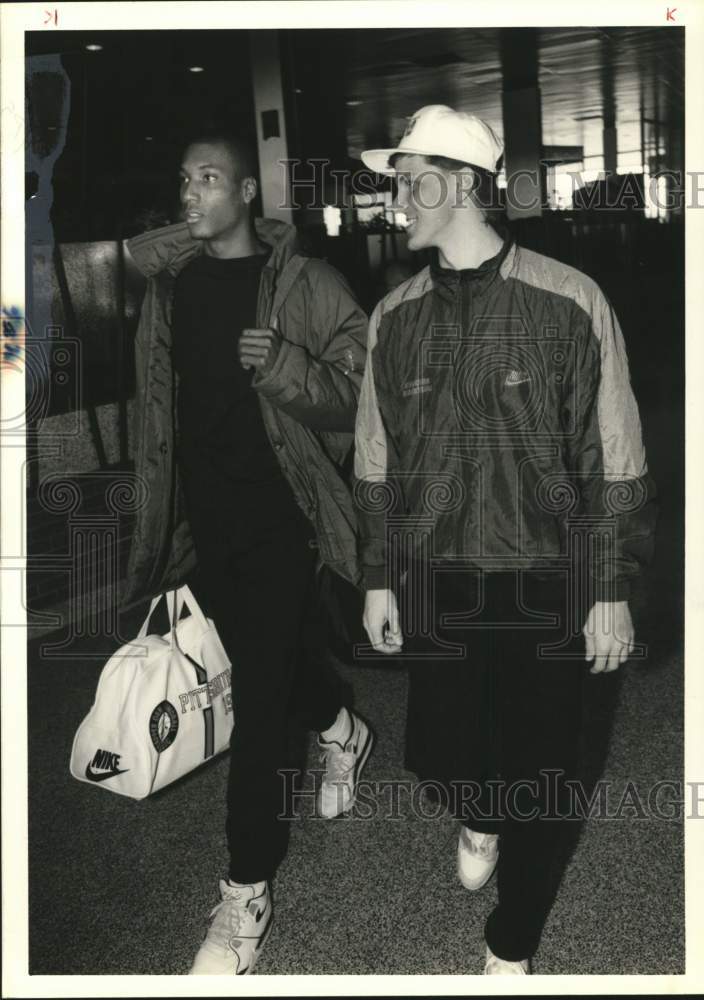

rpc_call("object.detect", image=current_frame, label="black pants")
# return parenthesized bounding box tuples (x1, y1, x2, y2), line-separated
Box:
(188, 494, 350, 883)
(403, 567, 586, 962)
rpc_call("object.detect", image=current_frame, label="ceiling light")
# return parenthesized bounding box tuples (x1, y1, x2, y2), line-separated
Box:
(294, 88, 303, 94)
(189, 66, 205, 73)
(145, 136, 153, 141)
(346, 100, 363, 107)
(85, 44, 103, 52)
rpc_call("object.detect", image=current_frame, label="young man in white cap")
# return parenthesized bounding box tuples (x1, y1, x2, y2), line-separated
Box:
(355, 105, 656, 973)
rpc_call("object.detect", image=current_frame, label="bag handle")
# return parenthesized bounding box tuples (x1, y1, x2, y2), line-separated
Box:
(168, 584, 210, 649)
(137, 593, 167, 638)
(136, 584, 210, 642)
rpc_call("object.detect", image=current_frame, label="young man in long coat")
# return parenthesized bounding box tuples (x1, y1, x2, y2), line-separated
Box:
(124, 134, 373, 974)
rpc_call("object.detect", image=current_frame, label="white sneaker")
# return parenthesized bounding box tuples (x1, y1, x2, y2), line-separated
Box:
(457, 826, 499, 891)
(189, 879, 273, 975)
(317, 711, 374, 818)
(484, 944, 530, 975)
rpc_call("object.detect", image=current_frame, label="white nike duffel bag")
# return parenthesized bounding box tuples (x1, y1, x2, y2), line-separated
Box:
(70, 585, 233, 799)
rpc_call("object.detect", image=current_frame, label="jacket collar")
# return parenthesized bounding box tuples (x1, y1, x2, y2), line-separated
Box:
(430, 228, 515, 302)
(126, 217, 302, 280)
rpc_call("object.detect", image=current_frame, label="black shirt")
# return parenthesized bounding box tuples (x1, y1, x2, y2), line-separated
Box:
(172, 251, 299, 547)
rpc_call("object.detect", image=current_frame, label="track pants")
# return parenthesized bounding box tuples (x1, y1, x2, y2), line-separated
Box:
(404, 568, 586, 961)
(189, 499, 351, 883)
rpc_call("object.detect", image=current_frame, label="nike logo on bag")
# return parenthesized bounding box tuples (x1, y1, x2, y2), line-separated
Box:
(85, 749, 129, 782)
(85, 764, 130, 782)
(505, 370, 531, 386)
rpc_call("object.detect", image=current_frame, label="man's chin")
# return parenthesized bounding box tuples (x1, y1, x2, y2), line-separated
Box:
(406, 230, 425, 251)
(185, 220, 209, 239)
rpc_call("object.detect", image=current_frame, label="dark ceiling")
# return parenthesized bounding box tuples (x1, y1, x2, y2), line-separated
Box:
(343, 27, 684, 160)
(25, 26, 684, 241)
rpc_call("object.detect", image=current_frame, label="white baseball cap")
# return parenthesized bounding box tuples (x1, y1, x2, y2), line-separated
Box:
(361, 104, 504, 176)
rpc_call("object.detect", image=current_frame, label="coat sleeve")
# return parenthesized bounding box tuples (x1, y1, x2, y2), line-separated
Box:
(252, 260, 368, 432)
(563, 289, 657, 602)
(352, 302, 400, 591)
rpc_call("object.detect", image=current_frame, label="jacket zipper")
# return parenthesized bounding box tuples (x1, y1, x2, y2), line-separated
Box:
(464, 277, 470, 338)
(462, 274, 500, 785)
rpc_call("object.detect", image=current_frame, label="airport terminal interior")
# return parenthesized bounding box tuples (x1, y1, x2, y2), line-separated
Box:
(24, 26, 684, 975)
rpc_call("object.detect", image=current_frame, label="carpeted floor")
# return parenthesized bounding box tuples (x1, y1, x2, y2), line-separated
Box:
(27, 612, 683, 976)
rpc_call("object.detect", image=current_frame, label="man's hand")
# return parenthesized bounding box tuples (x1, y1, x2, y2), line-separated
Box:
(238, 327, 283, 377)
(583, 600, 635, 674)
(363, 589, 403, 654)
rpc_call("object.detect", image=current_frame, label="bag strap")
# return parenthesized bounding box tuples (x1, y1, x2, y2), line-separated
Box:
(146, 593, 178, 797)
(137, 584, 209, 643)
(268, 255, 309, 331)
(174, 583, 210, 630)
(144, 585, 211, 795)
(168, 584, 210, 649)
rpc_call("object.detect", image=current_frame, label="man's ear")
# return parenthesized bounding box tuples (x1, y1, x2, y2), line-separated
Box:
(454, 166, 477, 207)
(241, 176, 258, 204)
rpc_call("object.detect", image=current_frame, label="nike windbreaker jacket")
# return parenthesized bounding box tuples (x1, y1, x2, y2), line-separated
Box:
(354, 235, 657, 601)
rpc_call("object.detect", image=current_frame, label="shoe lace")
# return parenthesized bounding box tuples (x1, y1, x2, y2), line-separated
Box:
(485, 950, 527, 975)
(206, 892, 250, 949)
(485, 953, 500, 974)
(319, 743, 355, 781)
(465, 830, 498, 858)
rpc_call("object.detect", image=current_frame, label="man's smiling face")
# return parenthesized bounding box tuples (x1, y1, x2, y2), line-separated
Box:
(179, 141, 251, 242)
(391, 153, 457, 252)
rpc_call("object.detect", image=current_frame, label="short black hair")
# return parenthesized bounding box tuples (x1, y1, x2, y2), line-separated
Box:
(389, 152, 505, 233)
(182, 132, 259, 183)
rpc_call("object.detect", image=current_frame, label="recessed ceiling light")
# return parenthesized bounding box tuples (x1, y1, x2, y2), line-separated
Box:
(85, 44, 103, 52)
(346, 100, 363, 107)
(189, 66, 205, 73)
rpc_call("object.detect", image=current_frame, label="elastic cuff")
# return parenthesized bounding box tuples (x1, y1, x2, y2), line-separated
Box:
(229, 864, 278, 884)
(484, 907, 538, 963)
(363, 566, 388, 590)
(252, 341, 299, 402)
(594, 579, 632, 602)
